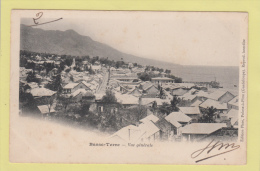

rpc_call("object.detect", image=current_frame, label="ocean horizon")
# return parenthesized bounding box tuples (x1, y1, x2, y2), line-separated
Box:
(165, 65, 239, 95)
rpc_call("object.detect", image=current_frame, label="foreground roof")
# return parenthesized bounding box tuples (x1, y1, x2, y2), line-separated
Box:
(180, 123, 227, 135)
(140, 114, 159, 123)
(109, 125, 144, 142)
(37, 105, 55, 114)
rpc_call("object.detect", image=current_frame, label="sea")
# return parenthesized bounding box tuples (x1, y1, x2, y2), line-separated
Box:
(167, 65, 239, 96)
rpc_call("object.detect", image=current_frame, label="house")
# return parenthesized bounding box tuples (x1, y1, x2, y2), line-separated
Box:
(48, 68, 59, 77)
(180, 123, 227, 141)
(207, 90, 235, 103)
(165, 112, 192, 135)
(151, 77, 174, 84)
(128, 87, 143, 97)
(180, 93, 197, 102)
(109, 125, 143, 143)
(140, 114, 159, 124)
(154, 118, 173, 141)
(199, 99, 228, 113)
(70, 89, 95, 102)
(37, 105, 56, 116)
(30, 87, 56, 105)
(91, 64, 102, 73)
(109, 120, 161, 143)
(219, 109, 238, 128)
(141, 98, 170, 107)
(62, 81, 92, 94)
(143, 84, 159, 96)
(171, 88, 189, 96)
(119, 85, 131, 94)
(114, 92, 140, 108)
(227, 96, 239, 110)
(179, 107, 201, 122)
(190, 99, 203, 107)
(138, 120, 160, 142)
(201, 127, 238, 141)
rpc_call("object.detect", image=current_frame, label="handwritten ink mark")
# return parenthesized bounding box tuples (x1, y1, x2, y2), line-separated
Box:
(26, 12, 63, 27)
(33, 12, 43, 24)
(191, 139, 240, 163)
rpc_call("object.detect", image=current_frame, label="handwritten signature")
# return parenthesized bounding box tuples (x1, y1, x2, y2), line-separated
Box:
(27, 12, 62, 26)
(191, 139, 240, 163)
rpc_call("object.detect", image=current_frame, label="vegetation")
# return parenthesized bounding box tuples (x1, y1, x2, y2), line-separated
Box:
(199, 106, 217, 123)
(157, 96, 180, 115)
(101, 89, 117, 103)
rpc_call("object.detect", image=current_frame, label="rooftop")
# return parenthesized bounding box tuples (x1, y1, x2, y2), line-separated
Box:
(31, 87, 56, 97)
(180, 123, 227, 135)
(207, 90, 234, 101)
(199, 99, 228, 110)
(179, 107, 201, 115)
(140, 114, 159, 123)
(37, 105, 55, 114)
(228, 96, 239, 106)
(63, 82, 79, 89)
(165, 112, 192, 128)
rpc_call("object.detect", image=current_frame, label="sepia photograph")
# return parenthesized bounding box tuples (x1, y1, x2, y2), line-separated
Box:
(10, 10, 247, 164)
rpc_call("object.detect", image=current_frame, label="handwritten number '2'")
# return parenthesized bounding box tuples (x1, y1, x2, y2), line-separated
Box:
(33, 12, 43, 25)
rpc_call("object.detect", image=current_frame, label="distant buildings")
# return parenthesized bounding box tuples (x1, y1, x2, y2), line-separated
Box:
(151, 77, 174, 84)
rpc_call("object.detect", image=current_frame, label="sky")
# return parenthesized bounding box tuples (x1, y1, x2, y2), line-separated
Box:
(20, 11, 247, 66)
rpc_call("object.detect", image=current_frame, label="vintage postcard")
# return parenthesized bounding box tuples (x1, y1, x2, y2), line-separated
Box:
(10, 10, 248, 164)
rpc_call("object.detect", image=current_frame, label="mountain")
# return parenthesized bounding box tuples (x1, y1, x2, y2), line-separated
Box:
(20, 24, 179, 69)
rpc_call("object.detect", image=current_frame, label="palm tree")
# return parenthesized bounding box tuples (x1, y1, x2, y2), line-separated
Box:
(201, 106, 217, 123)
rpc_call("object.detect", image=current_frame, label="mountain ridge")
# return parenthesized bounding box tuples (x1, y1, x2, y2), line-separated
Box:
(20, 24, 180, 69)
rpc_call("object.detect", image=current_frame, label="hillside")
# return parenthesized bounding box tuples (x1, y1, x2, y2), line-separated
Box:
(20, 24, 179, 69)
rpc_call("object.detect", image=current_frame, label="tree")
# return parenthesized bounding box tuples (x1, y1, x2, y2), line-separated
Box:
(152, 101, 157, 110)
(79, 102, 91, 116)
(39, 95, 55, 116)
(46, 74, 62, 92)
(58, 95, 73, 112)
(132, 105, 147, 122)
(170, 95, 180, 112)
(101, 90, 117, 103)
(138, 72, 151, 81)
(26, 71, 39, 83)
(175, 77, 182, 83)
(159, 102, 172, 115)
(165, 69, 171, 74)
(159, 87, 165, 99)
(199, 106, 217, 123)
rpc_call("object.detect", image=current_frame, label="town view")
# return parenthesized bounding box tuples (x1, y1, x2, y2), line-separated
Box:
(19, 48, 239, 143)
